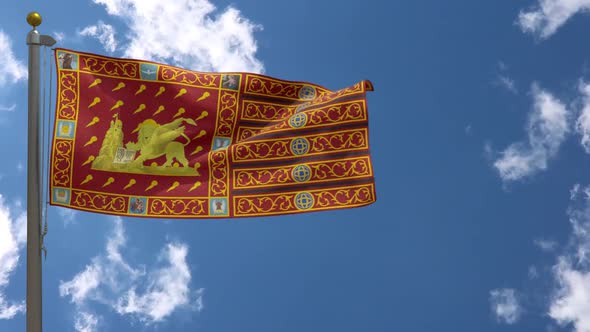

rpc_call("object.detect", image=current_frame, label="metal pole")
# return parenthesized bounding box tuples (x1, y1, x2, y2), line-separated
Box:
(25, 12, 55, 332)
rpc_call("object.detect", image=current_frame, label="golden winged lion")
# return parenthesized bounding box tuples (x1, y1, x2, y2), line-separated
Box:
(126, 118, 196, 168)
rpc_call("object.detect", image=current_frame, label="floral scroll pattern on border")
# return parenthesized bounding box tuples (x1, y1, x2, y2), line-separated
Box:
(236, 127, 260, 142)
(314, 185, 374, 208)
(234, 168, 291, 188)
(215, 91, 238, 137)
(233, 184, 374, 216)
(233, 140, 291, 161)
(52, 140, 73, 187)
(235, 194, 297, 215)
(233, 157, 372, 189)
(308, 130, 367, 152)
(72, 190, 127, 213)
(58, 72, 78, 120)
(232, 129, 368, 162)
(209, 150, 228, 196)
(80, 56, 138, 78)
(307, 102, 366, 124)
(241, 101, 369, 138)
(160, 67, 218, 87)
(149, 198, 207, 216)
(311, 158, 370, 180)
(303, 81, 368, 108)
(242, 101, 293, 122)
(245, 75, 328, 100)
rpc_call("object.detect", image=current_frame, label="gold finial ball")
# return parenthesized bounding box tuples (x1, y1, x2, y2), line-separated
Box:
(26, 12, 42, 27)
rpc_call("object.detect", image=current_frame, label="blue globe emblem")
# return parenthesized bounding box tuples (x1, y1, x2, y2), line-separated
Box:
(292, 165, 311, 182)
(290, 137, 310, 156)
(295, 192, 314, 210)
(299, 86, 316, 100)
(289, 113, 307, 128)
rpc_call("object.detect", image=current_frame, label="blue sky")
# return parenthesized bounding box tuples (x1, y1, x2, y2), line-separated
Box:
(2, 0, 590, 331)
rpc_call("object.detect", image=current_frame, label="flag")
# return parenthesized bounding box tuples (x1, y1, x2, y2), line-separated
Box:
(50, 48, 376, 218)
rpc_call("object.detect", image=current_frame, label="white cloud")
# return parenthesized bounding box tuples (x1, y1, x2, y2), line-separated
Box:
(518, 0, 590, 39)
(60, 263, 102, 305)
(53, 32, 66, 43)
(0, 104, 15, 112)
(0, 30, 27, 86)
(572, 184, 582, 199)
(496, 75, 518, 94)
(74, 311, 99, 332)
(490, 186, 590, 330)
(547, 185, 590, 331)
(493, 84, 569, 181)
(493, 62, 517, 94)
(550, 259, 590, 332)
(60, 218, 201, 327)
(90, 0, 264, 72)
(104, 217, 141, 278)
(465, 124, 472, 135)
(490, 288, 522, 324)
(114, 243, 194, 322)
(79, 21, 117, 53)
(57, 207, 78, 225)
(0, 295, 23, 319)
(0, 196, 26, 319)
(575, 82, 590, 153)
(194, 288, 204, 312)
(535, 238, 559, 252)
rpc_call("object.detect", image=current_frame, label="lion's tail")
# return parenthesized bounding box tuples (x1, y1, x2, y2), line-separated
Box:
(180, 132, 191, 146)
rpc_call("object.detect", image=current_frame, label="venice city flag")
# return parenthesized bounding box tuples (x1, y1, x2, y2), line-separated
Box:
(50, 48, 376, 218)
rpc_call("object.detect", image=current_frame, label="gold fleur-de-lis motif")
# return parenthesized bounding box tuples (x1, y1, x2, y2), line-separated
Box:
(123, 179, 136, 190)
(84, 136, 98, 147)
(155, 86, 165, 97)
(88, 78, 102, 88)
(80, 174, 93, 185)
(88, 97, 101, 108)
(193, 130, 206, 140)
(133, 104, 146, 114)
(166, 181, 180, 192)
(146, 180, 158, 191)
(195, 111, 208, 121)
(154, 105, 165, 115)
(174, 88, 187, 99)
(173, 107, 185, 118)
(135, 84, 147, 95)
(86, 116, 100, 127)
(196, 91, 210, 102)
(188, 181, 201, 192)
(82, 155, 95, 166)
(110, 100, 124, 111)
(102, 177, 115, 188)
(190, 145, 203, 156)
(112, 82, 125, 91)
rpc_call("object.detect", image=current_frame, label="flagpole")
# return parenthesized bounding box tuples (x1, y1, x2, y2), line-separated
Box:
(26, 12, 55, 332)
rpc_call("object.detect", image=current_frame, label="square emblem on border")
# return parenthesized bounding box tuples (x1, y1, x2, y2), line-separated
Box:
(209, 198, 228, 216)
(221, 74, 240, 90)
(212, 136, 231, 150)
(56, 120, 75, 139)
(52, 188, 71, 204)
(57, 51, 78, 70)
(140, 63, 158, 80)
(128, 197, 147, 215)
